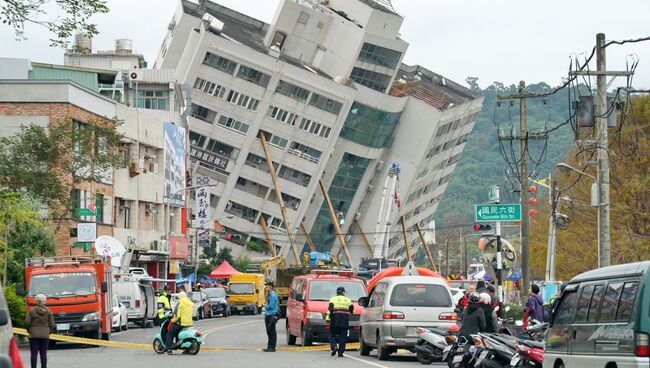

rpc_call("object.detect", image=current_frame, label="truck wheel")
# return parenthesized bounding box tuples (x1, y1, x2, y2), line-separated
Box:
(140, 317, 149, 328)
(286, 323, 296, 345)
(301, 326, 312, 347)
(102, 330, 110, 341)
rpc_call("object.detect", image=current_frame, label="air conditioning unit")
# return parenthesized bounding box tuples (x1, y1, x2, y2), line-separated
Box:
(375, 160, 384, 171)
(128, 71, 141, 81)
(354, 212, 361, 221)
(129, 161, 140, 177)
(145, 203, 156, 215)
(118, 198, 129, 209)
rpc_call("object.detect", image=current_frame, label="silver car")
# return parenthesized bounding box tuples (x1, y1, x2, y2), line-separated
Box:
(358, 275, 456, 361)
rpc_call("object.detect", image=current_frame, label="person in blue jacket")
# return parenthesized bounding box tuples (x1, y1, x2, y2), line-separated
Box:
(263, 280, 279, 352)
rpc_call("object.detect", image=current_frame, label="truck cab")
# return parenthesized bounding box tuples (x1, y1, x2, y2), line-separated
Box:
(22, 256, 112, 340)
(286, 270, 367, 346)
(227, 273, 265, 314)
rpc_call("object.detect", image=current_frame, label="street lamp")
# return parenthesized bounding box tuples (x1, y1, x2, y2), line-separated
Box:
(555, 162, 596, 181)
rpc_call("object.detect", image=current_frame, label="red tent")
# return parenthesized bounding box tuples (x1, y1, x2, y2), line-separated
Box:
(208, 261, 241, 279)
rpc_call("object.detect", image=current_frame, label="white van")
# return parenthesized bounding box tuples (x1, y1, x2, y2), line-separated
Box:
(113, 274, 157, 328)
(358, 275, 456, 360)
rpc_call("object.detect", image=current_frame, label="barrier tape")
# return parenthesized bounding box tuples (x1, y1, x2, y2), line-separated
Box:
(13, 328, 359, 352)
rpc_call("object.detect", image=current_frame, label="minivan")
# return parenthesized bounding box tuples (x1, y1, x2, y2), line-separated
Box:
(358, 275, 456, 360)
(545, 261, 650, 368)
(112, 274, 157, 327)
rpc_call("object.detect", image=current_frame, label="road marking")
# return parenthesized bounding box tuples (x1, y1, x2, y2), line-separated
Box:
(202, 320, 260, 337)
(344, 354, 394, 368)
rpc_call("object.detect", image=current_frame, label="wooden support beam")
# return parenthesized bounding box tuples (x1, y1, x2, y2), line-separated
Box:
(400, 216, 412, 261)
(258, 216, 276, 257)
(354, 220, 373, 256)
(415, 223, 436, 272)
(258, 132, 301, 266)
(318, 177, 352, 265)
(299, 223, 316, 252)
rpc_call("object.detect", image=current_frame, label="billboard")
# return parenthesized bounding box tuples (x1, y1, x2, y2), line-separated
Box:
(168, 236, 189, 259)
(164, 122, 186, 206)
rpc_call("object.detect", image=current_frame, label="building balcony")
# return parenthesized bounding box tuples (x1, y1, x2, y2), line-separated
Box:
(287, 147, 319, 164)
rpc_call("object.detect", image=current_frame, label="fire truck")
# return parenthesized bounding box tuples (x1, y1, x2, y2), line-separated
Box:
(19, 256, 113, 340)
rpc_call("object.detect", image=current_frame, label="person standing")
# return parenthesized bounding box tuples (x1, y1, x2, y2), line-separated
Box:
(156, 285, 172, 326)
(263, 281, 279, 352)
(326, 286, 354, 357)
(25, 294, 54, 368)
(524, 284, 544, 323)
(165, 291, 193, 355)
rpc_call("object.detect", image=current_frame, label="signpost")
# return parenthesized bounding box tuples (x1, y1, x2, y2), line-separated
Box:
(475, 204, 521, 222)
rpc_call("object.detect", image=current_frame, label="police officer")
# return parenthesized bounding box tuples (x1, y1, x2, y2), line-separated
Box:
(156, 285, 172, 326)
(326, 286, 354, 357)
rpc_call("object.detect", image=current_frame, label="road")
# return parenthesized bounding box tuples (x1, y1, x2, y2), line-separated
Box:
(18, 314, 446, 368)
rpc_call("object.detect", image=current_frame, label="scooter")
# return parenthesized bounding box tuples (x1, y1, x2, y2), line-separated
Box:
(509, 321, 546, 367)
(414, 327, 450, 364)
(152, 313, 204, 355)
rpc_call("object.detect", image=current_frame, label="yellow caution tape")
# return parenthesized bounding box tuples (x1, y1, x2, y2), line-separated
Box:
(13, 328, 359, 352)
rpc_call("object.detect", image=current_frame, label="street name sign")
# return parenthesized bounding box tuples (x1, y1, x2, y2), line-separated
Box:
(475, 204, 521, 222)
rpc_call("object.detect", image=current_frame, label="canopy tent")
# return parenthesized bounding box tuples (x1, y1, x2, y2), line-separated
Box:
(507, 268, 521, 281)
(208, 261, 241, 279)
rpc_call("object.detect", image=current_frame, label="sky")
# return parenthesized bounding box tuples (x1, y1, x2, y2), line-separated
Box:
(1, 0, 649, 90)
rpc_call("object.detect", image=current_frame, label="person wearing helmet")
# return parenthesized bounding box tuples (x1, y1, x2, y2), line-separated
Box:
(479, 292, 498, 332)
(458, 292, 486, 341)
(325, 286, 354, 357)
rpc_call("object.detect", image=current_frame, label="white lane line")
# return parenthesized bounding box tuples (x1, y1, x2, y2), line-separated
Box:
(344, 354, 394, 368)
(203, 320, 260, 337)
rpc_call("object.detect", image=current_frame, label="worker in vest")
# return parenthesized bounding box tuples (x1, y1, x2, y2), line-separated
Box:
(326, 286, 354, 357)
(157, 285, 172, 322)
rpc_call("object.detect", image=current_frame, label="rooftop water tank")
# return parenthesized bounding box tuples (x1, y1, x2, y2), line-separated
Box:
(115, 39, 133, 55)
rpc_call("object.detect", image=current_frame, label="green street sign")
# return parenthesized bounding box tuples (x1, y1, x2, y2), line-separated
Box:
(75, 208, 95, 216)
(475, 204, 521, 222)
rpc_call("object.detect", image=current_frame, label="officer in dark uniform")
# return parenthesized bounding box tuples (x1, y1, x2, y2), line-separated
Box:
(326, 286, 354, 357)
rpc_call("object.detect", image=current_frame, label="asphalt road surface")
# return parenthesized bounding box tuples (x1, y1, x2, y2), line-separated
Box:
(18, 314, 447, 368)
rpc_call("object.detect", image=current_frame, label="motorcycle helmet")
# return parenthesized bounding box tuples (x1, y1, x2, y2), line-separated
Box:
(468, 292, 481, 304)
(479, 292, 492, 305)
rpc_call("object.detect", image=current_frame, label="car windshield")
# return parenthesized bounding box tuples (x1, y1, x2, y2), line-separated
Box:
(308, 280, 366, 301)
(229, 283, 254, 294)
(29, 272, 96, 297)
(390, 284, 451, 307)
(204, 288, 225, 298)
(190, 293, 202, 302)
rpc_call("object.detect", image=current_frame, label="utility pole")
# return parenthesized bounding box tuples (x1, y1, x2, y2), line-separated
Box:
(497, 81, 548, 302)
(596, 33, 611, 268)
(545, 177, 558, 282)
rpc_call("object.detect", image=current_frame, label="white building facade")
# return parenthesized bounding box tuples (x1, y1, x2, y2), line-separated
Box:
(155, 0, 483, 266)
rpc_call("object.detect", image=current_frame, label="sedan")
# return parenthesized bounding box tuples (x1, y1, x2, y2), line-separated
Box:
(190, 291, 214, 320)
(111, 296, 128, 331)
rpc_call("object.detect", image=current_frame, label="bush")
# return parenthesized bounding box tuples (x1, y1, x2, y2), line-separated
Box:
(502, 303, 524, 321)
(4, 285, 26, 328)
(245, 241, 266, 253)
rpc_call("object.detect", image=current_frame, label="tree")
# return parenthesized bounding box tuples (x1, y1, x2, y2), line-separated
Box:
(1, 0, 109, 47)
(233, 256, 251, 273)
(0, 192, 55, 285)
(215, 246, 234, 266)
(0, 121, 123, 219)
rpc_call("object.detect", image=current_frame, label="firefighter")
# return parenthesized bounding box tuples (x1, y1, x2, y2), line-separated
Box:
(326, 286, 354, 357)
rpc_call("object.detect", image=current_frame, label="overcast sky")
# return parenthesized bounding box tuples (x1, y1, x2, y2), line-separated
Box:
(1, 0, 649, 89)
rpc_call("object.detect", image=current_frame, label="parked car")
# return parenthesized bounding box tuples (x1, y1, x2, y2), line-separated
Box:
(0, 287, 23, 367)
(204, 287, 230, 317)
(358, 275, 456, 360)
(190, 291, 213, 320)
(113, 273, 157, 328)
(545, 261, 650, 368)
(286, 270, 367, 346)
(111, 296, 128, 332)
(449, 287, 464, 306)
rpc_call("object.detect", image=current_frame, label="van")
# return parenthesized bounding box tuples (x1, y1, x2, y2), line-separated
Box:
(227, 273, 265, 314)
(286, 270, 367, 346)
(358, 275, 456, 360)
(545, 261, 650, 368)
(112, 274, 157, 327)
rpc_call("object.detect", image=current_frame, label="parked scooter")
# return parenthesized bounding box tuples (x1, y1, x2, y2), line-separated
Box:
(414, 326, 456, 364)
(509, 320, 547, 367)
(152, 313, 204, 355)
(473, 332, 517, 368)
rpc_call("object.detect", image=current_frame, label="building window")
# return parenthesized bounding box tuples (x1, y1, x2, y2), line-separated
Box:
(135, 90, 169, 110)
(349, 67, 391, 93)
(357, 42, 402, 69)
(298, 118, 331, 138)
(270, 31, 286, 50)
(275, 80, 310, 102)
(217, 115, 250, 135)
(189, 131, 207, 147)
(297, 11, 310, 24)
(237, 65, 271, 87)
(308, 93, 342, 115)
(95, 194, 105, 224)
(190, 104, 217, 123)
(203, 52, 237, 75)
(225, 90, 260, 111)
(340, 101, 402, 148)
(267, 106, 298, 125)
(288, 142, 321, 163)
(193, 78, 226, 98)
(205, 139, 239, 159)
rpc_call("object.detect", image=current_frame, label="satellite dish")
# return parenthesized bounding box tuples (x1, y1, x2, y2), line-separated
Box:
(94, 236, 127, 268)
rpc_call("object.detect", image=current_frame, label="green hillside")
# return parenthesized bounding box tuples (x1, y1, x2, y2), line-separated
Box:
(435, 81, 574, 226)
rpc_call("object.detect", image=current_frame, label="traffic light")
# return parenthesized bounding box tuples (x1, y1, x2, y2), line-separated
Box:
(473, 224, 492, 231)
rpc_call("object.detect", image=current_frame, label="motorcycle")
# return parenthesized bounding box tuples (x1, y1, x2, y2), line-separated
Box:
(152, 313, 204, 355)
(414, 327, 451, 364)
(473, 333, 517, 368)
(445, 335, 479, 368)
(509, 321, 547, 367)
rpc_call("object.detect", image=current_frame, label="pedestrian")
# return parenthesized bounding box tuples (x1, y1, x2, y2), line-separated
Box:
(455, 284, 476, 316)
(263, 281, 279, 352)
(524, 284, 544, 324)
(487, 284, 502, 318)
(25, 294, 54, 368)
(326, 286, 354, 357)
(165, 291, 193, 355)
(458, 292, 486, 342)
(156, 285, 172, 327)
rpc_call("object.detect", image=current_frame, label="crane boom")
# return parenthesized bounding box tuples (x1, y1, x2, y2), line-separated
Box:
(373, 162, 400, 258)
